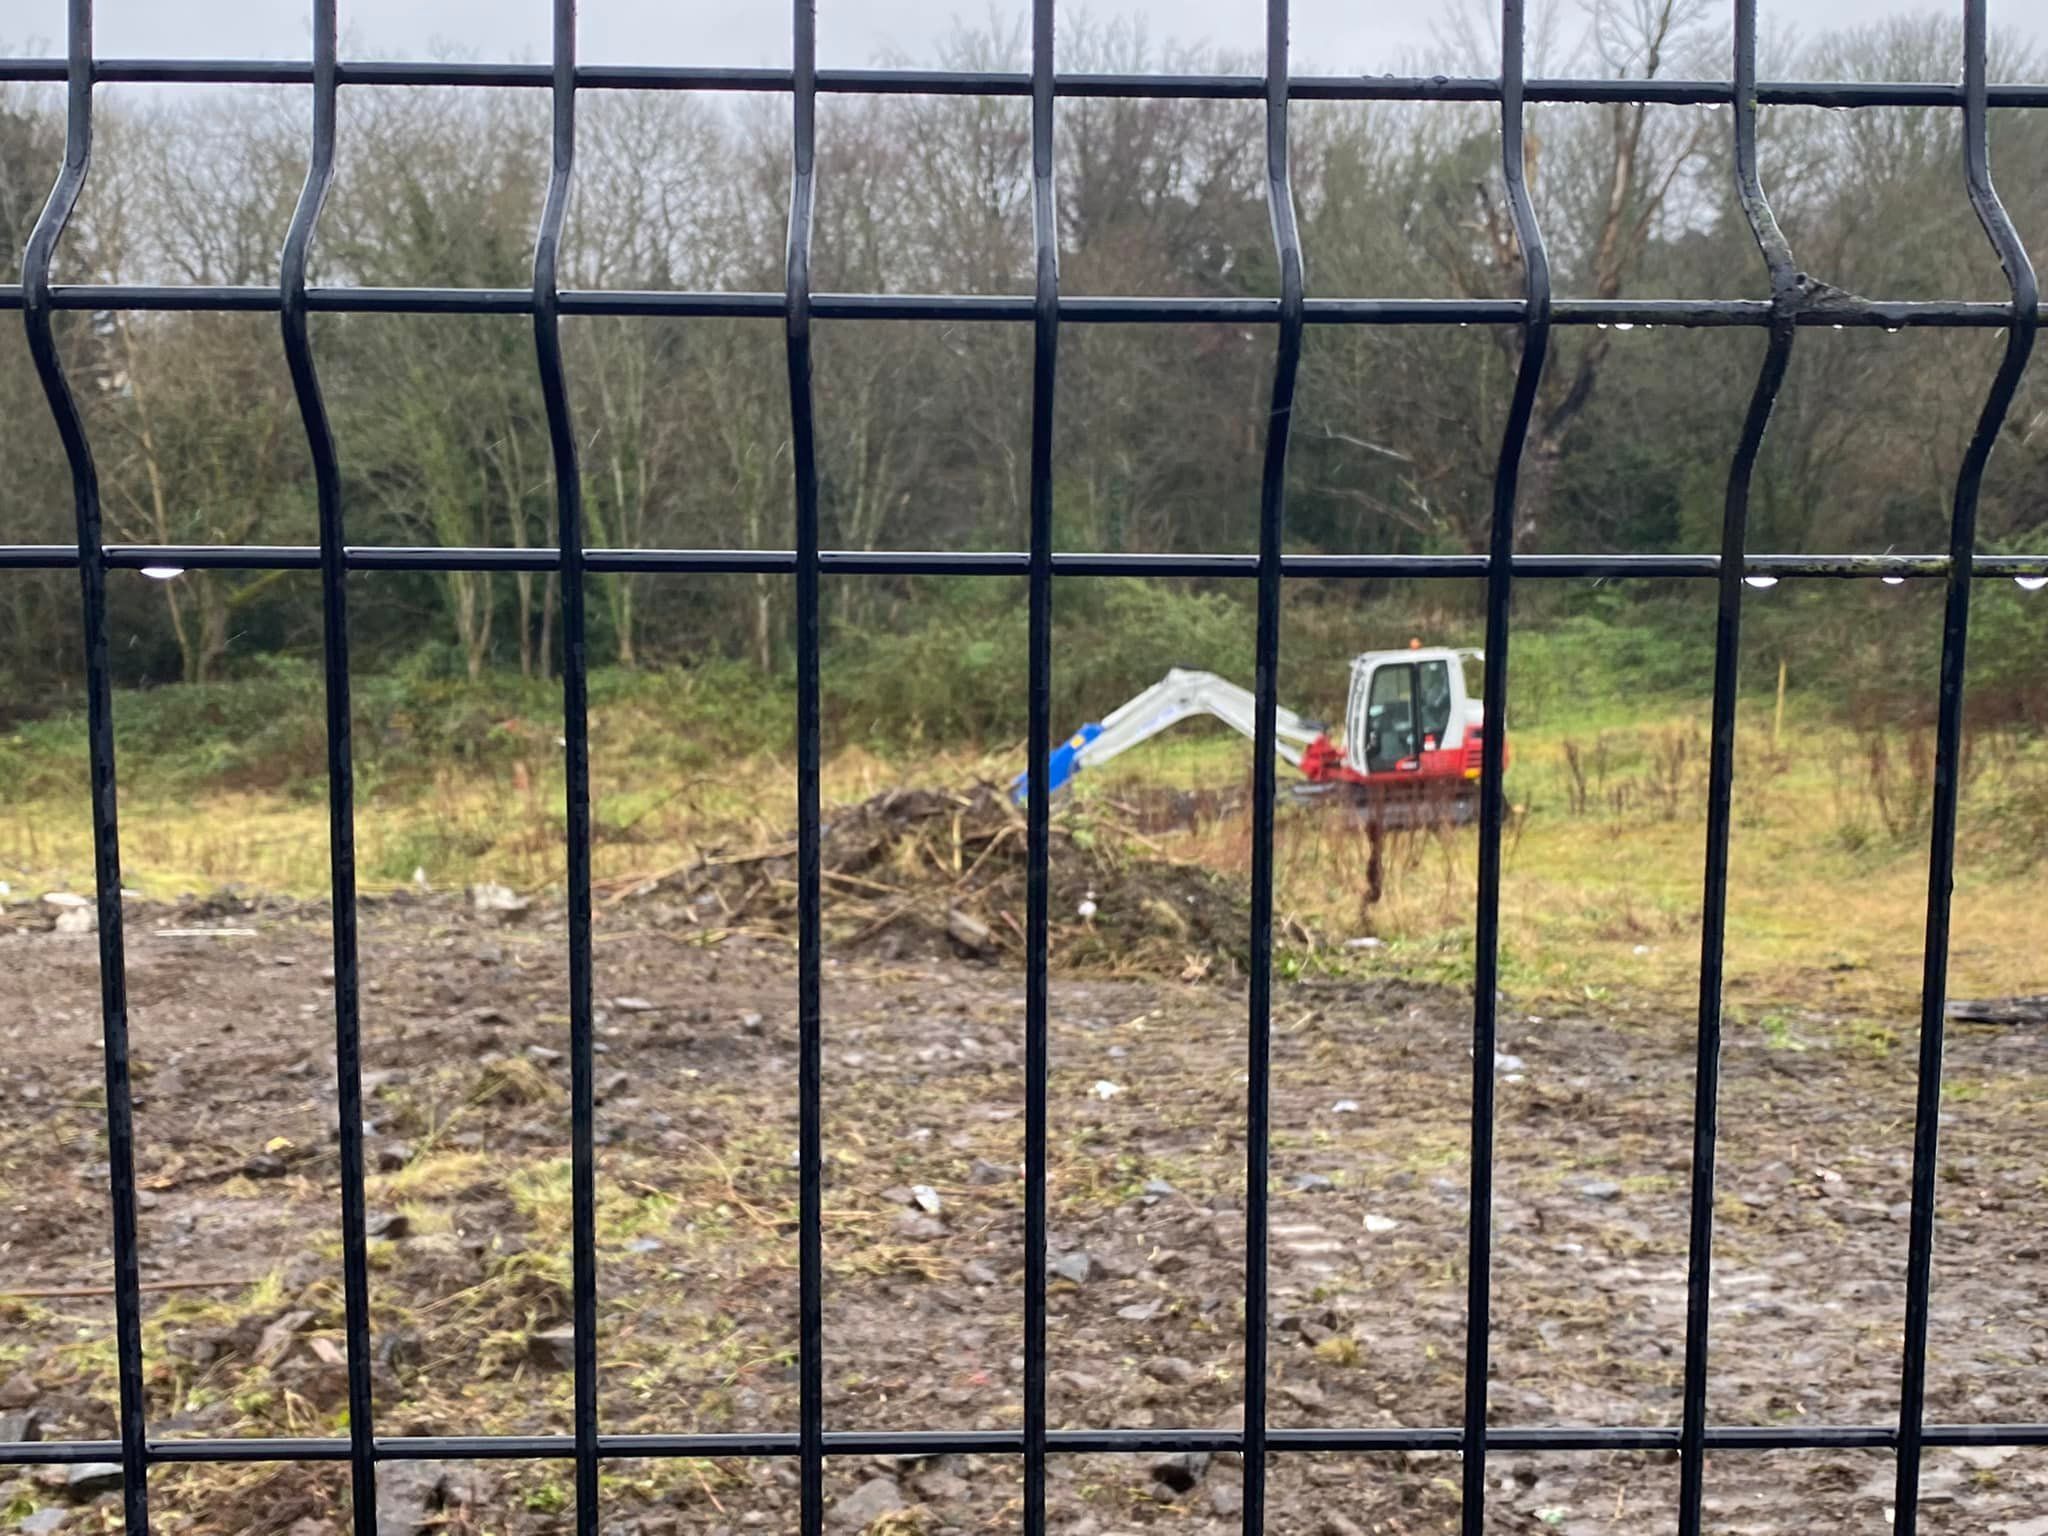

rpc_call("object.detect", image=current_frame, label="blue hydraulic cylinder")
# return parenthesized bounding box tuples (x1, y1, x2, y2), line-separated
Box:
(1011, 722, 1104, 806)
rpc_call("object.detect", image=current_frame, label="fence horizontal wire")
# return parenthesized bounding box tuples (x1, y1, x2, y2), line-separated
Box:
(2, 55, 2047, 108)
(5, 546, 2047, 578)
(0, 287, 2038, 326)
(8, 1419, 2048, 1468)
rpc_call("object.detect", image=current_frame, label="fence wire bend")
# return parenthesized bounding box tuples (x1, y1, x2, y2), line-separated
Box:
(4, 4, 2045, 1536)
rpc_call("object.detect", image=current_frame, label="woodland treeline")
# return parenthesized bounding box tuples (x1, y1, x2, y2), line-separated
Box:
(0, 2, 2043, 715)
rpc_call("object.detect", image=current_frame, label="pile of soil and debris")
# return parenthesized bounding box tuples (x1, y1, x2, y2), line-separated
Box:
(627, 783, 1263, 974)
(1, 779, 1284, 977)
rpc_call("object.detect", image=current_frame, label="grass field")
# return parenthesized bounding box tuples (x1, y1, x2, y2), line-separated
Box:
(6, 660, 2046, 1018)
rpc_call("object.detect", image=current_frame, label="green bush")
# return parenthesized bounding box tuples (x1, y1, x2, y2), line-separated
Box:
(10, 578, 2038, 801)
(822, 580, 1272, 747)
(1512, 591, 1714, 728)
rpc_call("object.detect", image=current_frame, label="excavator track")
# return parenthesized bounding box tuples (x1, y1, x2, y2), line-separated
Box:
(1290, 779, 1486, 830)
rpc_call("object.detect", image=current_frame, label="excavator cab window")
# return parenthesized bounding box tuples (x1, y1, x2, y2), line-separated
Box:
(1364, 663, 1418, 772)
(1416, 659, 1453, 747)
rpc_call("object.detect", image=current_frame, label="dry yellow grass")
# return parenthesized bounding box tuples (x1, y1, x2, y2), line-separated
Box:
(7, 699, 2046, 1013)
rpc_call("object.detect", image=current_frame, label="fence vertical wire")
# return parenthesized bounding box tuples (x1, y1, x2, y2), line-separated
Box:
(784, 5, 827, 1534)
(1675, 5, 1799, 1531)
(19, 2, 150, 1529)
(532, 0, 602, 1528)
(1463, 4, 1552, 1529)
(1891, 3, 2040, 1530)
(1023, 0, 1059, 1531)
(1243, 0, 1306, 1528)
(280, 1, 380, 1528)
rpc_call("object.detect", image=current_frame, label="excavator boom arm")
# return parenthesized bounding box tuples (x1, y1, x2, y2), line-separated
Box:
(1012, 669, 1327, 802)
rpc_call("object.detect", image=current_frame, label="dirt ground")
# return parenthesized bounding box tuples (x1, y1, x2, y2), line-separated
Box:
(2, 891, 2045, 1536)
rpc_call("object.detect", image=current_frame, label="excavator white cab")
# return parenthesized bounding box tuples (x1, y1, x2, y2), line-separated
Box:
(1013, 645, 1490, 817)
(1338, 646, 1485, 775)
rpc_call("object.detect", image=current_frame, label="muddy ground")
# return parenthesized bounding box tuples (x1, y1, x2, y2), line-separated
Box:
(2, 893, 2045, 1535)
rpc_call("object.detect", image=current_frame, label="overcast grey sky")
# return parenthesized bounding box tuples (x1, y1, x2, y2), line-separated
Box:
(6, 0, 2041, 73)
